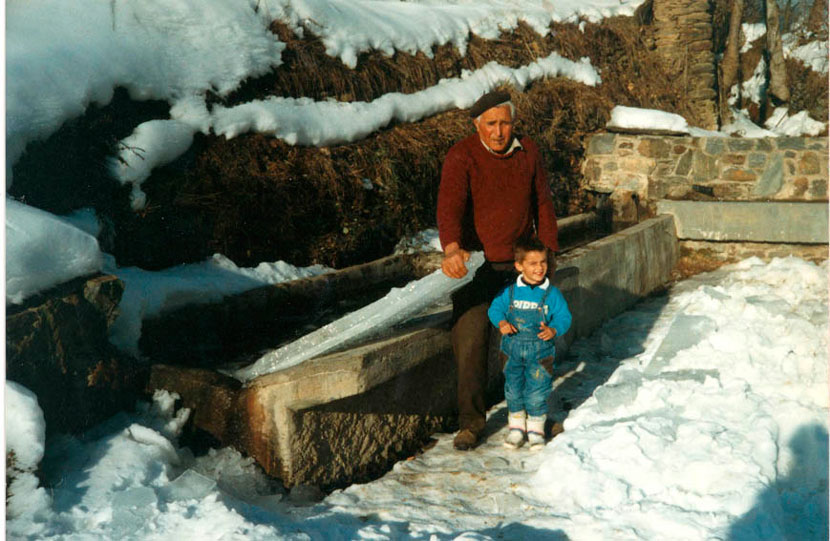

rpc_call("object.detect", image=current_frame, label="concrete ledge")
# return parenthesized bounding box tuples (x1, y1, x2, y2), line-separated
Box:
(657, 200, 829, 243)
(149, 216, 678, 487)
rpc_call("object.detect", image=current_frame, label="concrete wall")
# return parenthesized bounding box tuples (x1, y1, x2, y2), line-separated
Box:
(149, 216, 678, 488)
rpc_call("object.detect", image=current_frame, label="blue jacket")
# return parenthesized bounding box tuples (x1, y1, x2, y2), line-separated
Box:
(488, 277, 572, 338)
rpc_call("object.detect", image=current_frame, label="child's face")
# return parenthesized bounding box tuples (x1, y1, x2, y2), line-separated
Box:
(515, 250, 548, 285)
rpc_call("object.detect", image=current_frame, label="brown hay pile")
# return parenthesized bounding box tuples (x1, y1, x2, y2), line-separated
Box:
(9, 15, 707, 269)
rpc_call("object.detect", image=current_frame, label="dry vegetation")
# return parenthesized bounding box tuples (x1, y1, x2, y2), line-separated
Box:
(9, 10, 826, 270)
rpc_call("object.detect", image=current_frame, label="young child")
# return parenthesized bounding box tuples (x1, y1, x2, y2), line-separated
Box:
(487, 236, 572, 450)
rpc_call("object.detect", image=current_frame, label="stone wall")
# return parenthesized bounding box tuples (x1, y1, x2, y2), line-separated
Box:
(652, 0, 718, 130)
(582, 133, 829, 224)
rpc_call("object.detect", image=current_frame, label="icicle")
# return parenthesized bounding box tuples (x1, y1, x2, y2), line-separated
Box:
(234, 252, 485, 382)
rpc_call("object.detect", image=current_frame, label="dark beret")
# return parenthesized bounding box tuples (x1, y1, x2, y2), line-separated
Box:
(469, 90, 511, 118)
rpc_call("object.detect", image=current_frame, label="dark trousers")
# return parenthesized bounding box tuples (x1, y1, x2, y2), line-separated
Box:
(450, 261, 515, 434)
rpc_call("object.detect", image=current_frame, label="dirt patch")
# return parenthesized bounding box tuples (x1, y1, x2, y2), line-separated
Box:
(669, 248, 730, 282)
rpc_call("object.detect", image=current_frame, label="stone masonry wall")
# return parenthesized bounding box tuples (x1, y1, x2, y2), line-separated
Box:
(652, 0, 718, 130)
(582, 133, 829, 224)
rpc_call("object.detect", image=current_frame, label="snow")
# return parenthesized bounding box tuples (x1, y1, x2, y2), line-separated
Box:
(211, 54, 600, 144)
(5, 198, 103, 305)
(4, 2, 829, 534)
(7, 257, 827, 539)
(5, 382, 51, 524)
(105, 253, 331, 356)
(765, 106, 828, 136)
(607, 105, 692, 134)
(789, 39, 829, 74)
(109, 120, 198, 210)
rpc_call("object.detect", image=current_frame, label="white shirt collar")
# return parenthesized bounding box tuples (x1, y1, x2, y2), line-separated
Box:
(516, 276, 549, 289)
(480, 136, 523, 156)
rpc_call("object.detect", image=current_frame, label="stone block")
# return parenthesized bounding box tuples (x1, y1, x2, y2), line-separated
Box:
(675, 152, 693, 176)
(704, 138, 725, 155)
(693, 153, 718, 182)
(621, 157, 655, 175)
(712, 183, 751, 199)
(810, 179, 827, 198)
(755, 139, 773, 151)
(748, 153, 767, 168)
(723, 168, 757, 182)
(657, 200, 829, 243)
(587, 133, 617, 155)
(637, 138, 671, 159)
(777, 137, 806, 150)
(583, 158, 601, 182)
(723, 154, 747, 165)
(753, 154, 783, 197)
(799, 152, 821, 175)
(727, 139, 755, 152)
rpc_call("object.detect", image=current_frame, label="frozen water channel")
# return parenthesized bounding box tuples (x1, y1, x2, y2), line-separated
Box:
(6, 256, 828, 540)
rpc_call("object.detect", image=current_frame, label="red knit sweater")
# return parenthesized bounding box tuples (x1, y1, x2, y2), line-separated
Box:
(437, 133, 559, 262)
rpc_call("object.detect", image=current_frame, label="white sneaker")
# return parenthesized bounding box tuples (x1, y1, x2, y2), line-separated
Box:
(503, 411, 526, 449)
(527, 415, 546, 451)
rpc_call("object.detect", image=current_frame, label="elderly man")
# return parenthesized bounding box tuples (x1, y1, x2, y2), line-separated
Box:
(437, 89, 559, 450)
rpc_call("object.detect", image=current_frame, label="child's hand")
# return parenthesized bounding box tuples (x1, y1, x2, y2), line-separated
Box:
(538, 323, 556, 341)
(498, 320, 517, 335)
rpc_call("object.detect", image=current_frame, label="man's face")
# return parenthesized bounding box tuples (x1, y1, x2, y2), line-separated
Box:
(474, 105, 514, 153)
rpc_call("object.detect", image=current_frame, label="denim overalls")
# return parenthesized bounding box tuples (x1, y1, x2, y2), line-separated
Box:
(501, 284, 555, 416)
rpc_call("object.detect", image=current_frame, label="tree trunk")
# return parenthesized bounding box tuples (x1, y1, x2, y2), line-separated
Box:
(765, 0, 790, 104)
(719, 0, 744, 126)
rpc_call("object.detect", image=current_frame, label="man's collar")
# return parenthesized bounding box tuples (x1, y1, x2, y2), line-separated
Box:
(479, 136, 522, 157)
(516, 276, 549, 289)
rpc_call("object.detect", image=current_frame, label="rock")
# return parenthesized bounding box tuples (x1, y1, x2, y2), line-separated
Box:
(6, 274, 147, 435)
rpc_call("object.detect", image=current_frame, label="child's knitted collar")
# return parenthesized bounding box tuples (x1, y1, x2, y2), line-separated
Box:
(516, 276, 549, 290)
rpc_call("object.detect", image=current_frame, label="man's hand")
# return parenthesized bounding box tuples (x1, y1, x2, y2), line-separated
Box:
(441, 243, 471, 279)
(498, 320, 517, 336)
(538, 323, 556, 341)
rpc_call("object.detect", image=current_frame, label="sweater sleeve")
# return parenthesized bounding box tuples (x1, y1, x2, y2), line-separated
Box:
(487, 286, 511, 328)
(527, 139, 559, 252)
(437, 144, 469, 251)
(545, 287, 572, 337)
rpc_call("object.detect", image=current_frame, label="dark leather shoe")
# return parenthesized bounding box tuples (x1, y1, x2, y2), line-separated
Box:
(453, 428, 479, 450)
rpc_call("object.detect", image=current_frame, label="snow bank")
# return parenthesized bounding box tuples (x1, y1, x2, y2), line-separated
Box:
(6, 198, 103, 305)
(6, 257, 827, 540)
(6, 0, 284, 175)
(5, 382, 52, 524)
(531, 257, 828, 539)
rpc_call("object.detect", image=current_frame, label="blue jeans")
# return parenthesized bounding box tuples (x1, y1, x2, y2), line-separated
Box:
(502, 336, 554, 417)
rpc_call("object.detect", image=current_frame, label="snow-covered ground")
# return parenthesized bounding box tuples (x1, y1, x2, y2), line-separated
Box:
(5, 2, 829, 537)
(7, 256, 827, 540)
